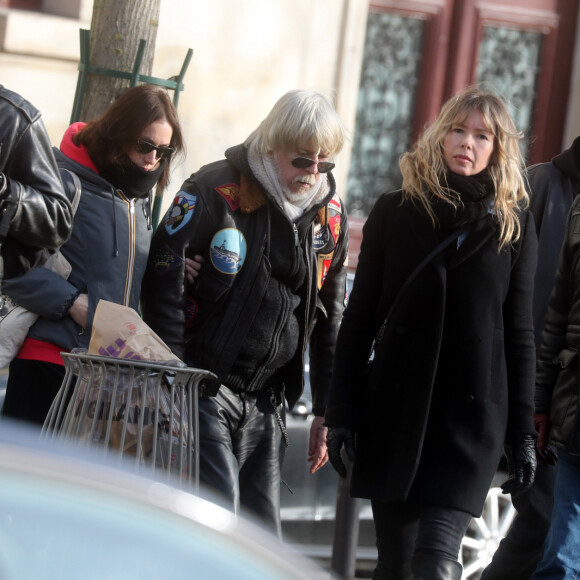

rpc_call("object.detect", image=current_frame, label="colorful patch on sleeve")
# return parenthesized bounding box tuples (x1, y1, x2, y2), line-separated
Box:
(152, 245, 184, 275)
(317, 252, 334, 289)
(164, 191, 198, 235)
(210, 228, 247, 275)
(328, 195, 342, 214)
(328, 211, 342, 245)
(185, 297, 199, 329)
(215, 183, 240, 211)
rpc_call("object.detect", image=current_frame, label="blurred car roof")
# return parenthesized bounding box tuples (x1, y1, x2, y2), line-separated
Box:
(0, 418, 331, 580)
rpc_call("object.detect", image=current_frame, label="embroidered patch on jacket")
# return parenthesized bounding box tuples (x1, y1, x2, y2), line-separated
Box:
(215, 183, 240, 211)
(317, 252, 334, 290)
(185, 297, 199, 329)
(164, 191, 198, 235)
(313, 223, 329, 250)
(328, 196, 342, 214)
(210, 228, 247, 275)
(328, 210, 342, 245)
(152, 245, 184, 275)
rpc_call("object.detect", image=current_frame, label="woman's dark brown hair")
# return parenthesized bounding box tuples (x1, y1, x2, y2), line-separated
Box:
(75, 84, 184, 191)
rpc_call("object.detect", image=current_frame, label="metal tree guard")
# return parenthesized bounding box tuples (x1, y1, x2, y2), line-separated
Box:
(70, 28, 193, 228)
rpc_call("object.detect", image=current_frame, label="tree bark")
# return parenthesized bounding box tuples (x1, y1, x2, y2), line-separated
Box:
(79, 0, 161, 122)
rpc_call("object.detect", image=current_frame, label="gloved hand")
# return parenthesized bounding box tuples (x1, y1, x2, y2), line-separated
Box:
(501, 434, 537, 497)
(326, 426, 356, 478)
(533, 413, 557, 467)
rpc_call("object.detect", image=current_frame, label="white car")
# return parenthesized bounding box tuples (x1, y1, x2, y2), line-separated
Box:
(0, 418, 329, 580)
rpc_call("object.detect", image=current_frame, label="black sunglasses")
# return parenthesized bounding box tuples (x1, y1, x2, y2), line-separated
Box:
(135, 139, 176, 160)
(291, 157, 335, 173)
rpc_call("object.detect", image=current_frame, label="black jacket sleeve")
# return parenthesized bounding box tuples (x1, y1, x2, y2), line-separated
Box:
(309, 199, 349, 415)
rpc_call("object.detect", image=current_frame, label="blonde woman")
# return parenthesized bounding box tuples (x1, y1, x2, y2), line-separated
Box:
(325, 86, 538, 579)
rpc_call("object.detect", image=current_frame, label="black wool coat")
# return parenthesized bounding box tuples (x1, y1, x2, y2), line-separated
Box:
(325, 191, 537, 516)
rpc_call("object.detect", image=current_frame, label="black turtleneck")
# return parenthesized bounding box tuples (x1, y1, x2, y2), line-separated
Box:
(99, 157, 165, 198)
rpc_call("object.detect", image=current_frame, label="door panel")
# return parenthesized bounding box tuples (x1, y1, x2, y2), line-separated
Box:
(476, 25, 544, 160)
(346, 11, 426, 216)
(346, 0, 453, 216)
(445, 0, 576, 164)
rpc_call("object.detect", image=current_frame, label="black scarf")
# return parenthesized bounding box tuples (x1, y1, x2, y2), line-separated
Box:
(431, 170, 495, 233)
(99, 157, 166, 198)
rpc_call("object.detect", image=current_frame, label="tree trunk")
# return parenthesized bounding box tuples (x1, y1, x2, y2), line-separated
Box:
(79, 0, 161, 122)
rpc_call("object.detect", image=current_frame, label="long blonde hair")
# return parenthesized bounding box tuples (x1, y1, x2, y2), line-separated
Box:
(399, 85, 528, 249)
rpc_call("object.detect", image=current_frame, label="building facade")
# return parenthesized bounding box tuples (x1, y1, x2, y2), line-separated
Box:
(1, 0, 578, 238)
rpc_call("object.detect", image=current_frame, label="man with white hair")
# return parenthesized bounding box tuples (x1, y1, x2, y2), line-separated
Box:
(142, 89, 349, 535)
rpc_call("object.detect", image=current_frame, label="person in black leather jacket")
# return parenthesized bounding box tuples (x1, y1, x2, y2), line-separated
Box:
(481, 137, 580, 580)
(141, 89, 349, 535)
(0, 85, 72, 283)
(530, 156, 580, 579)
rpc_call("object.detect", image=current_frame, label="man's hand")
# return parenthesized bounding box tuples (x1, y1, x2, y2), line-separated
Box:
(534, 413, 551, 450)
(185, 255, 204, 284)
(308, 416, 329, 474)
(534, 413, 557, 466)
(68, 293, 89, 329)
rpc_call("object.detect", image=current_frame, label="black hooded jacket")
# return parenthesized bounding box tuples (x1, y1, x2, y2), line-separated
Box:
(534, 137, 580, 452)
(529, 136, 580, 346)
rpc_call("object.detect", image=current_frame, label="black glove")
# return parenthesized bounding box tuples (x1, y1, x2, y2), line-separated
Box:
(501, 434, 537, 498)
(326, 426, 355, 478)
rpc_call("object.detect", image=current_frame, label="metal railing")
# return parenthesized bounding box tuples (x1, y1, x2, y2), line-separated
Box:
(42, 352, 214, 493)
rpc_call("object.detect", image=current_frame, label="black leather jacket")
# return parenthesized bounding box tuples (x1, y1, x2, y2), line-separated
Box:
(529, 136, 580, 346)
(536, 194, 580, 453)
(142, 144, 349, 413)
(0, 85, 72, 282)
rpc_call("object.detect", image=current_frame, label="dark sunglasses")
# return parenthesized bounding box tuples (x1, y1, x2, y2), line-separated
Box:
(135, 139, 176, 160)
(291, 156, 335, 173)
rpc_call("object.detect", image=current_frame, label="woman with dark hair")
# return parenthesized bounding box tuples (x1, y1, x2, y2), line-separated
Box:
(2, 84, 189, 426)
(325, 86, 538, 579)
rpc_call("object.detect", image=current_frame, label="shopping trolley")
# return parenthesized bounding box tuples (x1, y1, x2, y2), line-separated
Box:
(41, 351, 215, 492)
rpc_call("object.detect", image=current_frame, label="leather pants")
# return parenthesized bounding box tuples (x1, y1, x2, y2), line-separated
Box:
(198, 384, 286, 536)
(371, 500, 471, 579)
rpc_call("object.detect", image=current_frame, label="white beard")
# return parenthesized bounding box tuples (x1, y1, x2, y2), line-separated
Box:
(248, 149, 329, 222)
(281, 174, 318, 203)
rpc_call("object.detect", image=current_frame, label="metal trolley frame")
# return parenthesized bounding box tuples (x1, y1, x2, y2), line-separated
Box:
(41, 352, 215, 492)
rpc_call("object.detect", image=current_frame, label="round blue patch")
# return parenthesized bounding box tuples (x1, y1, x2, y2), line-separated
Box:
(210, 228, 247, 274)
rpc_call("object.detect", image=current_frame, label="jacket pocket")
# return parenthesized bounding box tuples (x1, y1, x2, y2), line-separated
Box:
(550, 347, 578, 427)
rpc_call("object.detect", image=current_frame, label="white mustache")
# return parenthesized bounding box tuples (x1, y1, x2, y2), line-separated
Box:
(293, 175, 316, 186)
